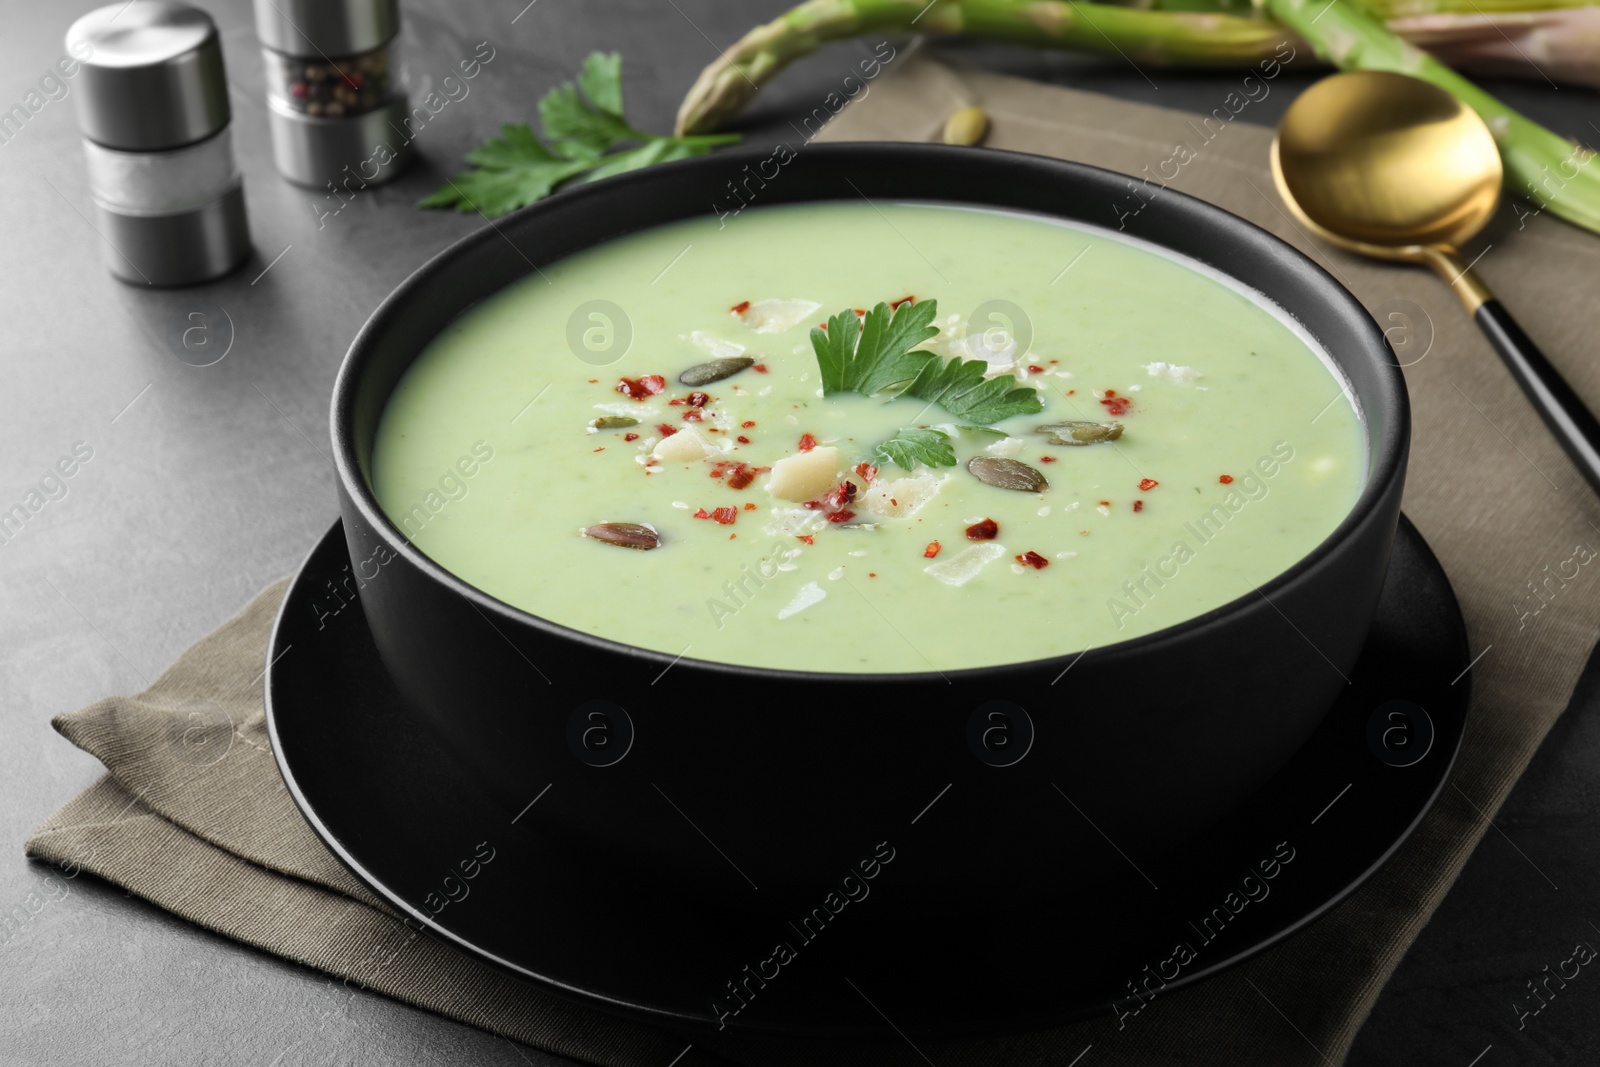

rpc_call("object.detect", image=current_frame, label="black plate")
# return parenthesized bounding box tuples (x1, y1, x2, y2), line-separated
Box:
(266, 514, 1467, 1040)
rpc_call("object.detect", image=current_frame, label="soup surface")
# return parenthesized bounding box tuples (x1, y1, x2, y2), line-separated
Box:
(372, 202, 1364, 673)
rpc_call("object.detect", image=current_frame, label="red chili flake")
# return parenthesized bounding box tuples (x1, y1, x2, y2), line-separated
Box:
(731, 300, 750, 315)
(808, 481, 856, 510)
(966, 518, 999, 541)
(709, 506, 738, 525)
(1067, 389, 1076, 396)
(868, 572, 877, 578)
(1016, 551, 1050, 570)
(827, 509, 857, 524)
(1133, 500, 1144, 513)
(623, 433, 639, 442)
(1099, 500, 1111, 507)
(890, 295, 916, 309)
(1219, 474, 1235, 484)
(797, 535, 814, 545)
(693, 508, 710, 519)
(741, 421, 756, 428)
(682, 409, 704, 421)
(592, 447, 605, 453)
(854, 462, 878, 483)
(710, 469, 724, 479)
(669, 392, 711, 407)
(798, 433, 818, 452)
(1039, 456, 1057, 464)
(1139, 478, 1159, 491)
(736, 435, 751, 444)
(656, 423, 678, 437)
(726, 466, 759, 490)
(1100, 392, 1132, 417)
(924, 541, 942, 558)
(729, 533, 737, 539)
(587, 378, 599, 384)
(1027, 365, 1046, 375)
(854, 308, 866, 316)
(752, 363, 768, 374)
(616, 374, 666, 400)
(743, 502, 757, 511)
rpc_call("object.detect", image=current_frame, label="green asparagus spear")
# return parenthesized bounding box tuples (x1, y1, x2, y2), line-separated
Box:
(674, 0, 1301, 136)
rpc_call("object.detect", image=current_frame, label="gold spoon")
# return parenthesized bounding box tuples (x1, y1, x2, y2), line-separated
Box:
(1272, 70, 1600, 494)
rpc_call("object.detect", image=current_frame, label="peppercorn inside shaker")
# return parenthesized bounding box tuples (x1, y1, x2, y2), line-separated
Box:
(65, 1, 251, 287)
(254, 0, 412, 188)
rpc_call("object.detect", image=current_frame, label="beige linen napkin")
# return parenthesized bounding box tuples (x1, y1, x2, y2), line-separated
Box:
(28, 54, 1600, 1066)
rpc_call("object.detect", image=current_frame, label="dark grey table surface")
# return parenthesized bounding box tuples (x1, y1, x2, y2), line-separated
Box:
(2, 1, 1597, 1063)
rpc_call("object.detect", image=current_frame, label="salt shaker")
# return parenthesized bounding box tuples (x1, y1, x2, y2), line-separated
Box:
(66, 1, 251, 287)
(254, 0, 412, 188)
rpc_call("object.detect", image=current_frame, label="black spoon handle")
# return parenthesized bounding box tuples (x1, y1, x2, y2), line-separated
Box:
(1475, 299, 1600, 496)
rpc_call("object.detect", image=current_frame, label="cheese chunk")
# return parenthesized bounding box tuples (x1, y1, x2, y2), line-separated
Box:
(766, 446, 843, 502)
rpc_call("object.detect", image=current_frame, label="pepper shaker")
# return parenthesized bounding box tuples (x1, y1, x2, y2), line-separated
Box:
(65, 2, 251, 287)
(254, 0, 411, 188)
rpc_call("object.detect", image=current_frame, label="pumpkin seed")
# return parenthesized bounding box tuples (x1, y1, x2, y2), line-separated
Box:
(943, 106, 989, 147)
(584, 522, 661, 550)
(593, 415, 638, 429)
(1037, 420, 1124, 446)
(679, 356, 755, 386)
(966, 456, 1048, 492)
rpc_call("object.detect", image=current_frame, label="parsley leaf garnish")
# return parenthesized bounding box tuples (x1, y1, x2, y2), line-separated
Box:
(421, 52, 739, 218)
(873, 427, 956, 471)
(809, 298, 1043, 425)
(901, 349, 1046, 426)
(813, 300, 941, 396)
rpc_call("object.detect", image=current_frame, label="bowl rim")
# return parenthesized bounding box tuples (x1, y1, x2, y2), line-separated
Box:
(330, 142, 1410, 684)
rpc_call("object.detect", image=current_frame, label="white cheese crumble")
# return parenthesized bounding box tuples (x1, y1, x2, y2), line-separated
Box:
(735, 298, 821, 334)
(985, 436, 1026, 457)
(683, 330, 745, 358)
(925, 543, 1006, 587)
(857, 472, 948, 519)
(777, 581, 827, 620)
(1143, 361, 1202, 382)
(945, 330, 1017, 374)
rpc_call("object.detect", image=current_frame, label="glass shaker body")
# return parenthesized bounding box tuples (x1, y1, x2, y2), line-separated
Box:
(254, 0, 411, 188)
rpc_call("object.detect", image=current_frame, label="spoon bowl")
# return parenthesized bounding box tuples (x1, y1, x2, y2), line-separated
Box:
(1273, 70, 1600, 497)
(1272, 71, 1502, 261)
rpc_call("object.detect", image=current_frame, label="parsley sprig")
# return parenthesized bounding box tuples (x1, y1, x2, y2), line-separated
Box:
(874, 427, 955, 471)
(810, 299, 1044, 470)
(811, 299, 1043, 424)
(420, 53, 740, 218)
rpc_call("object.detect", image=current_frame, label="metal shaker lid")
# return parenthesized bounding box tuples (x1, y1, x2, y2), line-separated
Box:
(253, 0, 399, 58)
(65, 2, 230, 151)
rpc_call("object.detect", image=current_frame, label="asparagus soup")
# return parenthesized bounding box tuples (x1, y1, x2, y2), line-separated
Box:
(371, 201, 1364, 673)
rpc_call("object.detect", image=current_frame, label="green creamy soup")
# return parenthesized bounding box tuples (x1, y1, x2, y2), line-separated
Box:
(372, 202, 1364, 674)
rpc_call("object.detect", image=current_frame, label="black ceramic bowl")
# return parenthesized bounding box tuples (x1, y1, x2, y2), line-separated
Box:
(330, 144, 1408, 918)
